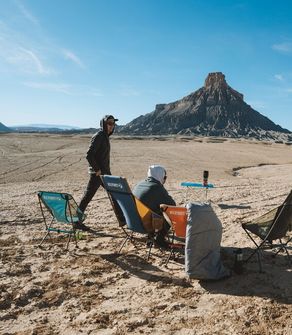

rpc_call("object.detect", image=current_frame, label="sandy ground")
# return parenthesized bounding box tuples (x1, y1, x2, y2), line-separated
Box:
(0, 133, 291, 335)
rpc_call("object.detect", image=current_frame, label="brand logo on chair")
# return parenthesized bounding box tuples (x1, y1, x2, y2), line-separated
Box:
(169, 210, 185, 216)
(43, 195, 61, 201)
(108, 182, 123, 190)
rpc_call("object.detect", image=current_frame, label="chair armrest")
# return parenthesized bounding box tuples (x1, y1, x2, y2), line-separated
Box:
(160, 204, 168, 212)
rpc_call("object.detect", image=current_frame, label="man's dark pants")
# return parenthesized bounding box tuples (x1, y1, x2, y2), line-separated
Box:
(79, 174, 102, 213)
(79, 174, 125, 225)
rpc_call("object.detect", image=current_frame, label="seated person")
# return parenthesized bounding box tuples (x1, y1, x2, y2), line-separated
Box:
(133, 164, 176, 248)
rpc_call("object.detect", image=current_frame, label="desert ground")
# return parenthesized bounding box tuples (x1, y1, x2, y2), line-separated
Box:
(0, 133, 291, 335)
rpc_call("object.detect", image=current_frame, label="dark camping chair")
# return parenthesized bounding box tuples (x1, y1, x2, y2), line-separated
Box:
(160, 204, 187, 265)
(242, 190, 292, 271)
(37, 191, 85, 249)
(101, 175, 164, 260)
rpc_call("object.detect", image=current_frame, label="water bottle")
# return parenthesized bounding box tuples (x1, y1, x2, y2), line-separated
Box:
(233, 248, 244, 274)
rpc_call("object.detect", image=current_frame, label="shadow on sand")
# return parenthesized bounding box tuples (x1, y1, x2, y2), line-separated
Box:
(101, 253, 192, 288)
(83, 246, 291, 303)
(200, 246, 292, 304)
(217, 203, 251, 209)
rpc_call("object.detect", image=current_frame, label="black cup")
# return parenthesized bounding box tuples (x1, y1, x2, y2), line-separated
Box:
(203, 170, 209, 186)
(233, 248, 244, 274)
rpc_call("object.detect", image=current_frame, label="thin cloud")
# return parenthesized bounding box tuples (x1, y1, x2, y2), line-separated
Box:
(24, 81, 103, 96)
(272, 42, 292, 54)
(19, 47, 51, 74)
(24, 82, 72, 94)
(118, 85, 141, 97)
(62, 49, 85, 68)
(82, 87, 103, 96)
(0, 21, 54, 75)
(14, 0, 39, 25)
(4, 46, 53, 75)
(274, 74, 284, 81)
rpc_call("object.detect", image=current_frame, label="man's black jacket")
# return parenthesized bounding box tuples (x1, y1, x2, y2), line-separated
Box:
(86, 130, 111, 174)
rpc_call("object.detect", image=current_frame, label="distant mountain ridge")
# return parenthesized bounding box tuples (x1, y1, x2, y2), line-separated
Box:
(1, 123, 121, 134)
(0, 122, 12, 132)
(119, 72, 292, 141)
(11, 124, 81, 131)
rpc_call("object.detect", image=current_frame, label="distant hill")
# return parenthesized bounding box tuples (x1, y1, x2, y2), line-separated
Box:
(8, 124, 122, 134)
(0, 122, 12, 132)
(27, 123, 81, 130)
(11, 124, 81, 132)
(119, 72, 292, 142)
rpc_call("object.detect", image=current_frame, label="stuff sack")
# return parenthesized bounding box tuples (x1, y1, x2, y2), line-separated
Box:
(185, 202, 230, 280)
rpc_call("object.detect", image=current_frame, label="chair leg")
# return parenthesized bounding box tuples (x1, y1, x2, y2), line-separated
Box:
(165, 233, 175, 266)
(66, 231, 78, 250)
(274, 239, 291, 265)
(74, 231, 78, 248)
(66, 233, 71, 250)
(38, 230, 51, 247)
(118, 235, 131, 253)
(38, 218, 54, 247)
(243, 228, 265, 272)
(243, 228, 292, 271)
(165, 248, 174, 266)
(146, 241, 153, 261)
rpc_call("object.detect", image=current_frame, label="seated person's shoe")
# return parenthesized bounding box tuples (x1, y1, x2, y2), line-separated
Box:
(155, 234, 169, 249)
(73, 222, 90, 232)
(146, 239, 153, 247)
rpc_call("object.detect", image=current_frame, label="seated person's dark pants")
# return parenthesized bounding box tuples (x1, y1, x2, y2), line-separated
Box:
(148, 221, 170, 239)
(79, 174, 102, 213)
(154, 221, 171, 248)
(158, 221, 170, 238)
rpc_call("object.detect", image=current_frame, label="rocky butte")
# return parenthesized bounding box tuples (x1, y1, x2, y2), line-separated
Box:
(119, 72, 292, 141)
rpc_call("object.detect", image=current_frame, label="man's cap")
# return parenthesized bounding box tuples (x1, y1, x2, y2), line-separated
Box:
(104, 115, 118, 122)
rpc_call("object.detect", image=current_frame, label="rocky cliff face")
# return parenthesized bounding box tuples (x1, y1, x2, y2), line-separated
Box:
(119, 72, 291, 140)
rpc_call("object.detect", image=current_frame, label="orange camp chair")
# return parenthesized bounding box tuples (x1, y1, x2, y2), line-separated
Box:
(160, 204, 187, 265)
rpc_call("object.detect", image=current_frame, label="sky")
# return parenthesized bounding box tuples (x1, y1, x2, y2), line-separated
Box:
(0, 0, 292, 130)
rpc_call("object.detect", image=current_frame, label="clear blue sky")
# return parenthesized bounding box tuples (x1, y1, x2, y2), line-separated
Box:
(1, 0, 292, 130)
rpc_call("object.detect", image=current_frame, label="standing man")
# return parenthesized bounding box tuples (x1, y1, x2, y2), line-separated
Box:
(77, 115, 118, 231)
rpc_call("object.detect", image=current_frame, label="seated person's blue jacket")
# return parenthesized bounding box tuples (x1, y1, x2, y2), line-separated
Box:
(133, 177, 176, 215)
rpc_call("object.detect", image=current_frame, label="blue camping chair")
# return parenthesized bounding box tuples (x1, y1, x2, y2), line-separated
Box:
(37, 191, 86, 249)
(101, 175, 164, 260)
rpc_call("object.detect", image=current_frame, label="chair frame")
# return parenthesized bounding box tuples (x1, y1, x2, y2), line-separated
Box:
(242, 191, 292, 272)
(160, 204, 187, 265)
(37, 191, 83, 249)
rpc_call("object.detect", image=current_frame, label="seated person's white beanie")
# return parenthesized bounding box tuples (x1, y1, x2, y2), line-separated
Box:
(147, 165, 166, 184)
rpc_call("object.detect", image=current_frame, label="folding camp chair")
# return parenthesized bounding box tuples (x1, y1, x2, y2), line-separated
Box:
(160, 204, 188, 265)
(101, 175, 164, 260)
(37, 191, 85, 249)
(242, 190, 292, 272)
